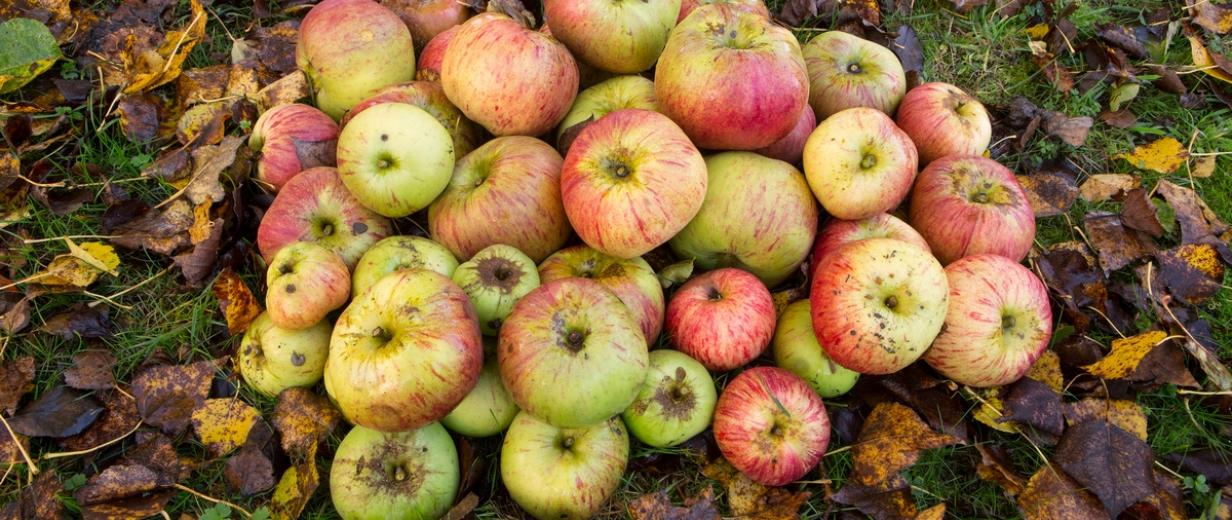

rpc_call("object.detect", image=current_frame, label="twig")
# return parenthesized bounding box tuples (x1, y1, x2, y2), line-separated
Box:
(172, 483, 252, 518)
(1177, 389, 1232, 396)
(824, 445, 852, 457)
(82, 290, 134, 311)
(23, 235, 116, 245)
(40, 421, 142, 460)
(0, 415, 37, 475)
(1154, 461, 1185, 481)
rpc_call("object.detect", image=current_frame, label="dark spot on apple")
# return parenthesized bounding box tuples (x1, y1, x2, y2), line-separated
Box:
(285, 284, 296, 294)
(652, 372, 697, 421)
(487, 318, 502, 331)
(279, 263, 294, 275)
(1002, 314, 1016, 330)
(477, 256, 523, 293)
(707, 286, 723, 301)
(560, 435, 575, 450)
(290, 351, 305, 366)
(352, 222, 368, 234)
(884, 295, 899, 309)
(380, 133, 388, 141)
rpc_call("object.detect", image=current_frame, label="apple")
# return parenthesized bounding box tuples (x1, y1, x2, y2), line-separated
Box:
(669, 152, 818, 287)
(908, 155, 1035, 265)
(249, 103, 338, 191)
(256, 167, 391, 268)
(655, 4, 808, 150)
(801, 31, 907, 119)
(754, 104, 816, 165)
(678, 0, 768, 21)
(895, 82, 992, 164)
(297, 0, 416, 119)
(341, 81, 483, 158)
(802, 107, 919, 220)
(351, 235, 458, 298)
(923, 255, 1052, 388)
(452, 244, 540, 335)
(771, 300, 859, 398)
(441, 358, 519, 437)
(501, 413, 628, 520)
(713, 366, 830, 486)
(379, 0, 470, 49)
(561, 109, 707, 259)
(810, 238, 948, 374)
(538, 245, 665, 344)
(428, 136, 571, 263)
(545, 0, 680, 74)
(265, 241, 350, 330)
(325, 269, 482, 431)
(441, 13, 578, 136)
(665, 268, 775, 371)
(330, 423, 458, 519)
(238, 312, 331, 397)
(416, 24, 457, 82)
(811, 213, 930, 272)
(336, 102, 454, 217)
(499, 278, 648, 428)
(621, 349, 717, 447)
(557, 75, 660, 143)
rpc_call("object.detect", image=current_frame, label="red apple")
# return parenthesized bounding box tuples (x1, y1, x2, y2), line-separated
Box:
(341, 81, 483, 158)
(416, 24, 457, 82)
(666, 268, 775, 371)
(802, 31, 907, 119)
(895, 82, 992, 164)
(802, 107, 918, 220)
(538, 245, 665, 343)
(256, 167, 391, 268)
(713, 366, 830, 486)
(545, 0, 679, 73)
(561, 109, 707, 259)
(908, 155, 1035, 265)
(923, 255, 1053, 387)
(249, 103, 339, 190)
(810, 213, 930, 272)
(677, 0, 768, 22)
(753, 104, 816, 165)
(379, 0, 470, 49)
(265, 241, 350, 330)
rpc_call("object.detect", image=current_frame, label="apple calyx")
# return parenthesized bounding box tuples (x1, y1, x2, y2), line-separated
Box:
(653, 367, 697, 421)
(558, 434, 575, 451)
(846, 62, 863, 74)
(477, 257, 524, 293)
(707, 286, 723, 302)
(562, 329, 587, 352)
(860, 151, 878, 170)
(883, 294, 899, 310)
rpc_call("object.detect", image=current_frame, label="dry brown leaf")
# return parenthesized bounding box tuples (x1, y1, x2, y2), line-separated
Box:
(1191, 0, 1232, 34)
(1064, 399, 1147, 441)
(627, 488, 719, 520)
(272, 387, 342, 457)
(700, 458, 810, 519)
(852, 402, 962, 486)
(212, 268, 261, 335)
(225, 444, 276, 496)
(830, 474, 920, 519)
(1017, 465, 1107, 519)
(109, 199, 194, 255)
(1079, 174, 1139, 203)
(256, 70, 310, 111)
(191, 398, 261, 457)
(1017, 173, 1077, 217)
(1083, 330, 1167, 379)
(175, 101, 228, 146)
(1156, 243, 1226, 305)
(64, 349, 116, 390)
(60, 389, 140, 452)
(975, 445, 1025, 497)
(1055, 419, 1154, 516)
(185, 135, 243, 206)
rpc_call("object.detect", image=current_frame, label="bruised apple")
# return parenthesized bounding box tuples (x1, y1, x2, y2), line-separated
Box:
(621, 349, 717, 447)
(249, 103, 338, 190)
(452, 244, 540, 335)
(238, 313, 331, 397)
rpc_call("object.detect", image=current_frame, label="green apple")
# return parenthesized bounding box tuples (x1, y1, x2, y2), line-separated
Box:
(336, 102, 454, 217)
(329, 423, 458, 520)
(557, 75, 660, 142)
(501, 412, 628, 520)
(351, 236, 458, 298)
(238, 312, 331, 397)
(441, 358, 519, 437)
(452, 244, 539, 335)
(621, 350, 716, 447)
(772, 300, 859, 397)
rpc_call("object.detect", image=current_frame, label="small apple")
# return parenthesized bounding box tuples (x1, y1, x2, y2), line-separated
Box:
(802, 107, 919, 220)
(249, 103, 338, 190)
(666, 268, 775, 371)
(557, 75, 660, 143)
(895, 82, 992, 164)
(336, 102, 454, 218)
(238, 312, 331, 397)
(501, 413, 628, 520)
(452, 244, 540, 335)
(677, 0, 768, 21)
(754, 104, 816, 165)
(801, 31, 907, 119)
(713, 366, 830, 486)
(265, 241, 350, 330)
(415, 24, 457, 82)
(545, 0, 680, 73)
(330, 423, 458, 519)
(256, 166, 391, 268)
(351, 235, 459, 298)
(342, 81, 483, 158)
(538, 245, 665, 343)
(621, 349, 717, 448)
(908, 155, 1035, 264)
(771, 300, 859, 398)
(441, 358, 519, 437)
(811, 238, 949, 374)
(810, 213, 930, 272)
(379, 0, 470, 49)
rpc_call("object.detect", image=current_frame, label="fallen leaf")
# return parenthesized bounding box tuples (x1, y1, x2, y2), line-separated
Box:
(557, 115, 595, 156)
(212, 268, 261, 335)
(1064, 399, 1147, 441)
(117, 94, 162, 143)
(1097, 24, 1147, 60)
(120, 0, 207, 94)
(1036, 244, 1110, 331)
(1155, 243, 1225, 305)
(0, 470, 63, 519)
(64, 350, 116, 390)
(255, 71, 309, 111)
(0, 355, 35, 414)
(0, 18, 63, 94)
(141, 148, 192, 183)
(1162, 449, 1232, 487)
(891, 25, 924, 83)
(1156, 180, 1229, 246)
(75, 464, 169, 505)
(272, 387, 341, 457)
(972, 387, 1018, 433)
(132, 360, 215, 435)
(655, 258, 694, 290)
(859, 366, 972, 441)
(1083, 330, 1167, 379)
(1099, 109, 1137, 128)
(1017, 172, 1077, 217)
(0, 426, 28, 468)
(1120, 188, 1165, 237)
(80, 490, 176, 520)
(225, 443, 276, 495)
(771, 287, 807, 319)
(31, 241, 121, 287)
(1055, 419, 1154, 516)
(0, 293, 31, 334)
(1108, 82, 1140, 112)
(628, 488, 720, 520)
(1025, 351, 1063, 393)
(1123, 334, 1200, 389)
(269, 442, 320, 520)
(1084, 213, 1157, 273)
(184, 135, 243, 206)
(701, 458, 810, 518)
(176, 65, 229, 109)
(1180, 337, 1232, 392)
(191, 398, 261, 457)
(1001, 378, 1064, 438)
(60, 389, 140, 452)
(1116, 137, 1188, 174)
(1017, 465, 1107, 519)
(778, 0, 830, 26)
(830, 474, 920, 519)
(1122, 470, 1186, 520)
(173, 216, 223, 287)
(975, 444, 1025, 497)
(1190, 0, 1232, 34)
(1189, 35, 1232, 84)
(109, 199, 194, 255)
(1041, 112, 1092, 146)
(1190, 155, 1216, 178)
(120, 432, 184, 482)
(176, 101, 228, 146)
(7, 385, 104, 438)
(851, 402, 962, 486)
(39, 303, 112, 340)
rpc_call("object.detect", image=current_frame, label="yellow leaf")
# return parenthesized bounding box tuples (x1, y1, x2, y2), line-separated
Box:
(1188, 35, 1232, 84)
(1115, 137, 1188, 174)
(1025, 23, 1050, 40)
(122, 0, 207, 94)
(771, 287, 805, 318)
(270, 441, 319, 520)
(1026, 351, 1063, 393)
(256, 71, 309, 112)
(1083, 331, 1168, 379)
(1191, 155, 1216, 178)
(972, 388, 1019, 434)
(1078, 174, 1140, 203)
(1065, 399, 1148, 441)
(190, 398, 260, 457)
(700, 458, 809, 518)
(212, 269, 262, 335)
(272, 388, 342, 457)
(1019, 465, 1106, 520)
(189, 200, 214, 244)
(34, 242, 120, 287)
(68, 240, 120, 276)
(917, 504, 946, 520)
(851, 402, 961, 486)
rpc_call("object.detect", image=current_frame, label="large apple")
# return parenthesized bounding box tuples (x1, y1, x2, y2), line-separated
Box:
(561, 109, 707, 259)
(713, 366, 830, 486)
(754, 104, 816, 165)
(428, 136, 570, 263)
(249, 103, 338, 190)
(380, 0, 470, 49)
(330, 423, 458, 519)
(895, 82, 992, 164)
(811, 213, 930, 271)
(666, 268, 775, 371)
(501, 413, 628, 520)
(771, 300, 859, 398)
(802, 31, 907, 119)
(256, 167, 391, 268)
(297, 0, 416, 119)
(499, 278, 648, 428)
(265, 241, 350, 330)
(538, 245, 665, 343)
(802, 107, 919, 220)
(342, 81, 483, 158)
(325, 269, 482, 431)
(336, 102, 454, 217)
(924, 255, 1052, 387)
(678, 0, 768, 21)
(416, 25, 458, 82)
(669, 152, 818, 287)
(351, 235, 458, 298)
(811, 238, 948, 374)
(655, 4, 808, 150)
(238, 312, 331, 397)
(441, 13, 578, 136)
(908, 155, 1035, 264)
(441, 358, 519, 437)
(545, 0, 680, 73)
(557, 75, 660, 143)
(452, 244, 540, 335)
(621, 349, 717, 448)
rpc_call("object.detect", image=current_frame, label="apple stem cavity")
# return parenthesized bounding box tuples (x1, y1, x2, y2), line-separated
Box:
(847, 62, 863, 74)
(1002, 314, 1016, 331)
(884, 295, 899, 309)
(707, 287, 723, 301)
(860, 152, 878, 170)
(566, 330, 585, 351)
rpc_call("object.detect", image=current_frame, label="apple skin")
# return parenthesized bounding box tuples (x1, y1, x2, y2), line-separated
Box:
(351, 235, 459, 298)
(545, 0, 680, 74)
(561, 109, 707, 259)
(538, 245, 665, 343)
(908, 155, 1035, 265)
(923, 255, 1053, 387)
(256, 166, 391, 269)
(249, 103, 339, 191)
(415, 24, 457, 82)
(341, 81, 483, 158)
(428, 136, 571, 263)
(325, 269, 482, 432)
(802, 107, 919, 220)
(678, 0, 769, 21)
(753, 104, 816, 165)
(621, 349, 717, 448)
(669, 152, 819, 288)
(557, 75, 660, 142)
(336, 102, 454, 218)
(330, 423, 458, 520)
(713, 366, 830, 486)
(810, 238, 949, 375)
(655, 4, 808, 150)
(771, 300, 859, 398)
(441, 358, 519, 437)
(238, 312, 331, 397)
(499, 278, 648, 428)
(441, 13, 579, 136)
(802, 31, 907, 119)
(265, 241, 350, 330)
(296, 0, 416, 119)
(379, 0, 470, 50)
(452, 244, 540, 335)
(666, 268, 775, 371)
(810, 213, 930, 278)
(501, 413, 628, 520)
(895, 82, 992, 164)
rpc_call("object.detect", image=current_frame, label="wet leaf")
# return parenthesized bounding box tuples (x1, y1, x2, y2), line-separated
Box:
(60, 389, 140, 452)
(890, 25, 924, 81)
(7, 385, 104, 438)
(0, 471, 63, 519)
(975, 444, 1025, 497)
(109, 199, 194, 255)
(1115, 137, 1188, 174)
(628, 488, 720, 520)
(65, 349, 116, 390)
(1084, 213, 1157, 273)
(225, 443, 276, 495)
(1017, 172, 1077, 217)
(121, 0, 206, 94)
(858, 366, 972, 441)
(212, 268, 261, 335)
(39, 303, 112, 340)
(0, 18, 63, 94)
(1120, 188, 1165, 237)
(701, 458, 810, 518)
(1001, 378, 1064, 438)
(31, 241, 121, 287)
(831, 474, 919, 520)
(1055, 419, 1154, 516)
(1190, 0, 1232, 34)
(270, 442, 319, 520)
(1162, 449, 1232, 486)
(1017, 465, 1107, 519)
(0, 355, 35, 414)
(1155, 243, 1225, 305)
(851, 402, 961, 486)
(1083, 330, 1167, 379)
(1122, 470, 1186, 520)
(1041, 112, 1092, 146)
(1025, 351, 1063, 393)
(1156, 180, 1229, 246)
(121, 432, 184, 482)
(1189, 35, 1232, 84)
(75, 464, 169, 505)
(191, 398, 261, 457)
(1064, 398, 1147, 441)
(272, 387, 341, 457)
(132, 360, 215, 435)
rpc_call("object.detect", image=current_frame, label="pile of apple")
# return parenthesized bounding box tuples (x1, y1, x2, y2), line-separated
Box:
(239, 0, 1053, 517)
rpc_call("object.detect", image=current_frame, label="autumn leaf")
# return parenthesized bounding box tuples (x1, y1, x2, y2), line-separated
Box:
(975, 444, 1025, 497)
(272, 387, 341, 457)
(225, 444, 276, 496)
(60, 389, 140, 452)
(270, 442, 320, 520)
(191, 398, 262, 457)
(1190, 155, 1216, 178)
(30, 240, 121, 287)
(1025, 351, 1063, 393)
(1120, 188, 1164, 237)
(64, 349, 117, 390)
(831, 475, 921, 519)
(7, 385, 105, 438)
(1190, 0, 1232, 34)
(1017, 172, 1077, 217)
(1083, 173, 1135, 204)
(851, 402, 962, 486)
(108, 199, 195, 255)
(121, 0, 207, 94)
(255, 70, 309, 111)
(1017, 465, 1107, 519)
(1000, 378, 1064, 438)
(1115, 137, 1189, 174)
(213, 268, 262, 335)
(39, 303, 112, 340)
(1188, 35, 1232, 84)
(656, 258, 693, 290)
(628, 488, 719, 520)
(1083, 213, 1157, 273)
(132, 360, 215, 435)
(700, 458, 810, 519)
(75, 464, 169, 505)
(1055, 419, 1154, 516)
(1156, 180, 1229, 246)
(972, 387, 1018, 433)
(185, 135, 244, 206)
(0, 355, 35, 414)
(0, 18, 63, 94)
(1064, 399, 1147, 441)
(1083, 330, 1168, 379)
(0, 471, 63, 519)
(1156, 243, 1226, 305)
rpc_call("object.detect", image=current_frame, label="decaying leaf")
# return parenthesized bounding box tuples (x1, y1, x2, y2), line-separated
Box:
(0, 17, 63, 94)
(975, 444, 1025, 497)
(7, 385, 105, 438)
(1083, 330, 1167, 379)
(109, 199, 195, 255)
(830, 474, 920, 519)
(0, 355, 35, 414)
(1115, 137, 1188, 174)
(1188, 35, 1232, 84)
(119, 0, 207, 94)
(972, 387, 1019, 433)
(116, 93, 163, 143)
(213, 268, 262, 335)
(39, 303, 113, 340)
(60, 389, 140, 452)
(176, 101, 228, 146)
(0, 470, 63, 519)
(0, 426, 28, 468)
(1025, 351, 1063, 393)
(270, 442, 320, 520)
(1156, 180, 1229, 246)
(1083, 213, 1157, 273)
(628, 488, 720, 520)
(132, 359, 215, 435)
(1064, 399, 1147, 441)
(64, 349, 117, 390)
(1155, 243, 1225, 305)
(701, 458, 810, 518)
(1190, 155, 1216, 178)
(851, 402, 962, 486)
(1017, 172, 1077, 217)
(0, 292, 31, 334)
(256, 70, 309, 111)
(1041, 112, 1092, 146)
(1180, 337, 1232, 391)
(1190, 0, 1232, 34)
(75, 464, 169, 505)
(184, 135, 243, 205)
(1079, 174, 1139, 203)
(656, 258, 694, 289)
(1120, 188, 1165, 237)
(1123, 333, 1201, 389)
(191, 398, 262, 457)
(80, 490, 176, 520)
(1001, 378, 1064, 438)
(1017, 465, 1107, 519)
(225, 443, 276, 496)
(1122, 470, 1186, 520)
(272, 387, 342, 456)
(1055, 419, 1154, 516)
(30, 241, 121, 288)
